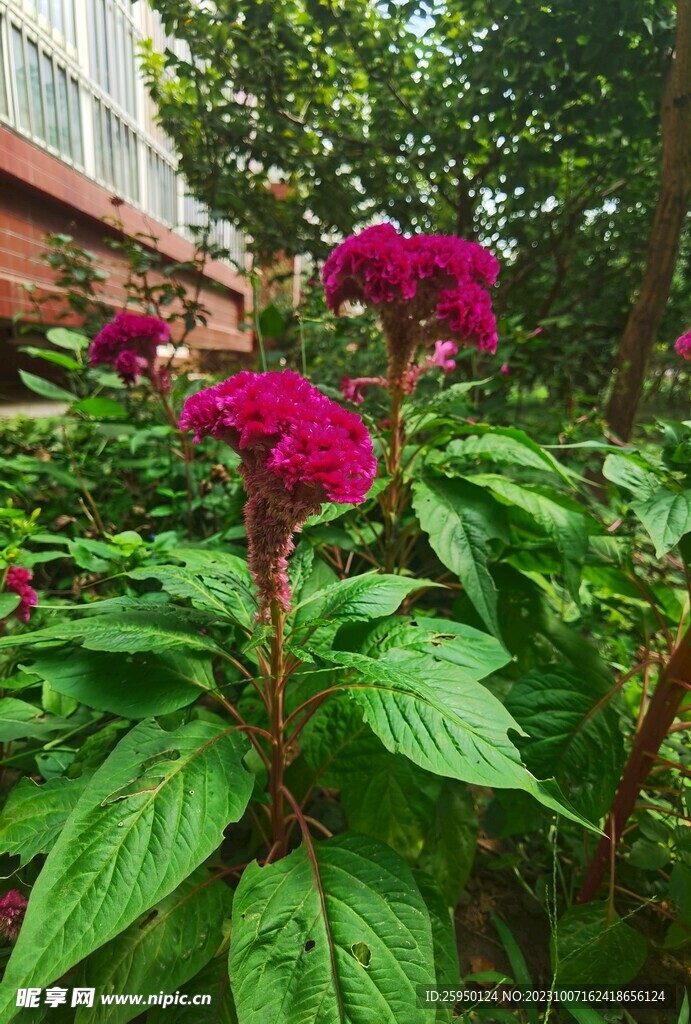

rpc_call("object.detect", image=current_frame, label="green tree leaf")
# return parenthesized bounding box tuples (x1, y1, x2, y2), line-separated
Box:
(0, 697, 61, 742)
(0, 593, 21, 618)
(229, 834, 436, 1024)
(0, 719, 253, 1016)
(416, 780, 477, 909)
(148, 957, 238, 1023)
(73, 397, 128, 418)
(46, 327, 89, 351)
(412, 477, 507, 637)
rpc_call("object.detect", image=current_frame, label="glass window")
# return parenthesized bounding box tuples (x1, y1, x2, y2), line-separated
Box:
(103, 106, 114, 185)
(95, 0, 109, 92)
(37, 0, 50, 21)
(57, 65, 70, 157)
(125, 27, 136, 116)
(64, 0, 76, 47)
(129, 130, 139, 201)
(93, 99, 104, 180)
(0, 22, 8, 118)
(50, 0, 63, 36)
(42, 53, 59, 149)
(11, 27, 31, 130)
(26, 38, 45, 139)
(68, 76, 82, 165)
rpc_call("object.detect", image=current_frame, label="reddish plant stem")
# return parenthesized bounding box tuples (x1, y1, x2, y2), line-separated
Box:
(269, 601, 287, 858)
(578, 624, 691, 903)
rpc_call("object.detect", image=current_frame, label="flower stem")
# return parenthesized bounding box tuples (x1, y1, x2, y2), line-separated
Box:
(269, 600, 287, 857)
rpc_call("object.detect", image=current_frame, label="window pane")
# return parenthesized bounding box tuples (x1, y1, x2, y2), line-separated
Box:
(57, 66, 70, 157)
(11, 28, 31, 129)
(129, 130, 139, 200)
(0, 22, 8, 117)
(96, 0, 108, 92)
(50, 0, 63, 35)
(26, 39, 45, 139)
(64, 0, 76, 47)
(68, 77, 82, 164)
(93, 99, 104, 179)
(104, 106, 114, 184)
(125, 28, 135, 116)
(42, 53, 59, 148)
(38, 0, 50, 20)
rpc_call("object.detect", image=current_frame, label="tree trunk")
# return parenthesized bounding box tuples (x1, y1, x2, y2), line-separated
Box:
(606, 0, 691, 441)
(577, 625, 691, 903)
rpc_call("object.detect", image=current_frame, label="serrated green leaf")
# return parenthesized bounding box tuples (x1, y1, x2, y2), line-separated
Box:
(293, 571, 437, 624)
(229, 834, 435, 1024)
(316, 650, 596, 829)
(0, 719, 253, 1013)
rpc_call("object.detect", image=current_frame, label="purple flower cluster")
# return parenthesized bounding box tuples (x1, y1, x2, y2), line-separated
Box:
(89, 312, 171, 390)
(675, 331, 691, 361)
(180, 370, 376, 615)
(0, 890, 27, 942)
(2, 567, 37, 626)
(322, 224, 499, 358)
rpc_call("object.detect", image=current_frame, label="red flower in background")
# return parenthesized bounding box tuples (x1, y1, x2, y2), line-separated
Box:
(675, 331, 691, 361)
(90, 312, 171, 390)
(2, 567, 37, 626)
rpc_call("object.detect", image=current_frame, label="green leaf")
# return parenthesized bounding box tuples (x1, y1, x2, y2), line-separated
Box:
(0, 697, 60, 742)
(294, 572, 437, 624)
(20, 346, 81, 371)
(630, 488, 691, 557)
(302, 698, 441, 861)
(317, 650, 596, 829)
(505, 664, 625, 820)
(412, 477, 507, 637)
(361, 614, 509, 677)
(468, 474, 589, 597)
(46, 327, 89, 351)
(229, 834, 436, 1024)
(0, 719, 253, 1011)
(24, 648, 215, 717)
(415, 875, 459, 1024)
(257, 303, 285, 337)
(18, 370, 74, 403)
(0, 611, 224, 658)
(416, 780, 477, 908)
(129, 563, 254, 628)
(73, 870, 232, 1024)
(0, 593, 21, 618)
(148, 956, 238, 1023)
(0, 775, 89, 866)
(73, 397, 128, 418)
(491, 914, 538, 1024)
(442, 428, 571, 483)
(552, 903, 647, 987)
(602, 453, 659, 499)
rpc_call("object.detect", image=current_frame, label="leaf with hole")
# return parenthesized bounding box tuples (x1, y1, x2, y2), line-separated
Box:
(229, 833, 435, 1024)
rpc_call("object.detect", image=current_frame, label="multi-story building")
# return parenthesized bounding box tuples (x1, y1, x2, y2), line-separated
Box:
(0, 0, 252, 397)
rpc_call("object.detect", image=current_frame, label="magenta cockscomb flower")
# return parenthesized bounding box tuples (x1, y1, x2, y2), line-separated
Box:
(675, 331, 691, 361)
(2, 567, 37, 625)
(340, 375, 387, 405)
(322, 225, 499, 388)
(0, 890, 27, 942)
(90, 311, 171, 390)
(180, 370, 376, 616)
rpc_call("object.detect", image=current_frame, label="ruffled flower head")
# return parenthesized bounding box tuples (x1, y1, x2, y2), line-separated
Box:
(322, 225, 499, 388)
(2, 567, 37, 626)
(90, 312, 171, 390)
(675, 331, 691, 361)
(0, 890, 27, 943)
(180, 370, 376, 616)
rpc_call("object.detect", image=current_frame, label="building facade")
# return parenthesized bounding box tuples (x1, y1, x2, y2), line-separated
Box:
(0, 0, 252, 397)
